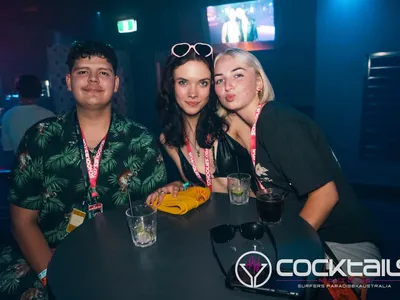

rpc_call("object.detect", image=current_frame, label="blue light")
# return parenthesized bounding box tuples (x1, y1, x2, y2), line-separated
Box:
(5, 94, 19, 101)
(97, 11, 101, 16)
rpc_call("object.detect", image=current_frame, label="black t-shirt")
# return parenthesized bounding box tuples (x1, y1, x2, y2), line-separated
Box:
(255, 101, 379, 245)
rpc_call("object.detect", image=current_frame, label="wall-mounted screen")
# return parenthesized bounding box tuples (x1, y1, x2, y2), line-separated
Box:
(206, 0, 274, 45)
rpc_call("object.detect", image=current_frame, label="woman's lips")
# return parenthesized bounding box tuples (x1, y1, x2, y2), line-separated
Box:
(186, 101, 200, 107)
(225, 94, 236, 102)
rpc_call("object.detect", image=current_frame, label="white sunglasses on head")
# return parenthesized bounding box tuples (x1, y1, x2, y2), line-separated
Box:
(171, 43, 213, 59)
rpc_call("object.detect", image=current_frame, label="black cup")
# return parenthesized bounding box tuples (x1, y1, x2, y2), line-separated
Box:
(255, 188, 286, 225)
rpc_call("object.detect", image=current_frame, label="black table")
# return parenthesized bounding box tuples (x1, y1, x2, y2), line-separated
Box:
(48, 193, 324, 300)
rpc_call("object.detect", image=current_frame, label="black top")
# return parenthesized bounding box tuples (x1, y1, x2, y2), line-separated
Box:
(255, 101, 379, 245)
(47, 193, 324, 300)
(179, 132, 257, 190)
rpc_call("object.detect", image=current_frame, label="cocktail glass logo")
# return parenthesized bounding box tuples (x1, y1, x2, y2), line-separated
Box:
(234, 251, 272, 288)
(235, 251, 400, 289)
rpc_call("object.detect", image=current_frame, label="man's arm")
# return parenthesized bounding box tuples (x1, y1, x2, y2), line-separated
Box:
(10, 205, 53, 274)
(137, 132, 168, 196)
(8, 127, 52, 277)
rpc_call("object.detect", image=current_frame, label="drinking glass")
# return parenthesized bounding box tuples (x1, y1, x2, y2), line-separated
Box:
(126, 205, 157, 247)
(227, 173, 251, 205)
(255, 188, 286, 226)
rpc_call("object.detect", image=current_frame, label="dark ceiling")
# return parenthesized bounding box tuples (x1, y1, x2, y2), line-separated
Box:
(0, 0, 150, 28)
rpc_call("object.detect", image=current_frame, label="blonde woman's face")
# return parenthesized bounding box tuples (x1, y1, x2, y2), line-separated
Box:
(214, 55, 262, 112)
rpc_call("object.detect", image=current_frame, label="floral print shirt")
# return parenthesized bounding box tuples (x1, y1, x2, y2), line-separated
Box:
(8, 109, 167, 248)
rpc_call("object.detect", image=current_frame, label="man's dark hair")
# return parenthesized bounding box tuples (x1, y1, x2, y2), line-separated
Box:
(16, 75, 42, 98)
(66, 41, 118, 74)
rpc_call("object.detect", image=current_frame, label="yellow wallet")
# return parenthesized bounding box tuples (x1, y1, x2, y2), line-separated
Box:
(152, 186, 211, 215)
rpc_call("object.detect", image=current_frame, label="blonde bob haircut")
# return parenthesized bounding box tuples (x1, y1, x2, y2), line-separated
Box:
(213, 48, 275, 117)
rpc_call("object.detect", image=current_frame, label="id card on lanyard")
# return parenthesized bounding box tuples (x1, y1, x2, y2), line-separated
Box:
(185, 139, 213, 192)
(75, 113, 107, 218)
(250, 103, 266, 190)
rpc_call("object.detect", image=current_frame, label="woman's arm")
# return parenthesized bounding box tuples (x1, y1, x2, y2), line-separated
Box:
(299, 181, 338, 230)
(159, 133, 188, 182)
(259, 120, 339, 231)
(146, 133, 189, 205)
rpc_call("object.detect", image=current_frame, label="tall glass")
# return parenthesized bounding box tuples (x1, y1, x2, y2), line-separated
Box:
(227, 173, 251, 205)
(125, 205, 157, 248)
(255, 188, 286, 226)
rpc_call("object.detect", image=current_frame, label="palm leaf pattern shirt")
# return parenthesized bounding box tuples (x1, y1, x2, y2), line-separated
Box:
(0, 110, 167, 299)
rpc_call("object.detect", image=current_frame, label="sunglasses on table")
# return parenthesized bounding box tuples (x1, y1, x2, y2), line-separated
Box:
(210, 222, 278, 272)
(210, 222, 264, 243)
(171, 43, 213, 58)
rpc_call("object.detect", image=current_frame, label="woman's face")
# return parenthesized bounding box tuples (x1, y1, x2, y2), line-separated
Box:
(214, 55, 262, 112)
(173, 60, 211, 116)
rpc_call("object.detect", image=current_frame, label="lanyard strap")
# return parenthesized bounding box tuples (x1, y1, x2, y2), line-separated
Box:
(81, 129, 106, 198)
(75, 113, 107, 199)
(185, 139, 212, 191)
(250, 103, 266, 190)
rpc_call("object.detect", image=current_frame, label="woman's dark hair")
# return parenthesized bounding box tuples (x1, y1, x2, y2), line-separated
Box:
(157, 50, 226, 149)
(66, 41, 118, 74)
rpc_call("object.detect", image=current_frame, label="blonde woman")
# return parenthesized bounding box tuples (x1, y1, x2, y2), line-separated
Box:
(213, 48, 381, 280)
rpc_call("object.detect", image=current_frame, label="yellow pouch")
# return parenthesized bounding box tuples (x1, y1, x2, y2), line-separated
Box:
(153, 186, 211, 215)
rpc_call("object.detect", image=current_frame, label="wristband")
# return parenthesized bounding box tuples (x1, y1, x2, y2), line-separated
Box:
(182, 182, 192, 191)
(38, 269, 47, 286)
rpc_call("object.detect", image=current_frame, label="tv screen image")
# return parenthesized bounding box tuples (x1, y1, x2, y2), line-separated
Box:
(207, 0, 274, 45)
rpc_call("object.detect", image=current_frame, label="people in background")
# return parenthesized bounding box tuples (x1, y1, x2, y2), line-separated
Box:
(213, 48, 381, 286)
(221, 8, 241, 43)
(236, 8, 258, 42)
(146, 43, 255, 205)
(0, 41, 167, 299)
(1, 75, 55, 153)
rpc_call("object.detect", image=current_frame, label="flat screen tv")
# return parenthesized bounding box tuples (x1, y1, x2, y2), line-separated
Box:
(206, 0, 274, 47)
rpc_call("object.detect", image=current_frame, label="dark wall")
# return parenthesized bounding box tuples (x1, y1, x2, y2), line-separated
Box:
(0, 0, 317, 132)
(0, 25, 51, 93)
(315, 0, 400, 186)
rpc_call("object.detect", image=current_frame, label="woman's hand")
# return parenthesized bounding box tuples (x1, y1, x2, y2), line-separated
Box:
(146, 181, 184, 206)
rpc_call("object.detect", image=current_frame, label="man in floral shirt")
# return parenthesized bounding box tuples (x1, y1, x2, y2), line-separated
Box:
(0, 41, 167, 299)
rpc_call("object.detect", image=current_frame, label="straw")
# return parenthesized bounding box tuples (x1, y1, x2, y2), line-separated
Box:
(128, 191, 134, 217)
(235, 155, 241, 180)
(128, 192, 147, 238)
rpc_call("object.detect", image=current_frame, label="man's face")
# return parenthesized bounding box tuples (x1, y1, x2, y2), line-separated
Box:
(65, 56, 119, 110)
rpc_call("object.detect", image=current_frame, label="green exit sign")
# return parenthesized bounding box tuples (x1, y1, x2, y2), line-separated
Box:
(117, 19, 137, 33)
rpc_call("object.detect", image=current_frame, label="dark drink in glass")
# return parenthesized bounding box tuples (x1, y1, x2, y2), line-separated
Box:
(256, 188, 286, 225)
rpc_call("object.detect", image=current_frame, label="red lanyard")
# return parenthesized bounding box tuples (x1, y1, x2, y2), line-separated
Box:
(81, 129, 106, 198)
(250, 103, 266, 190)
(185, 139, 213, 191)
